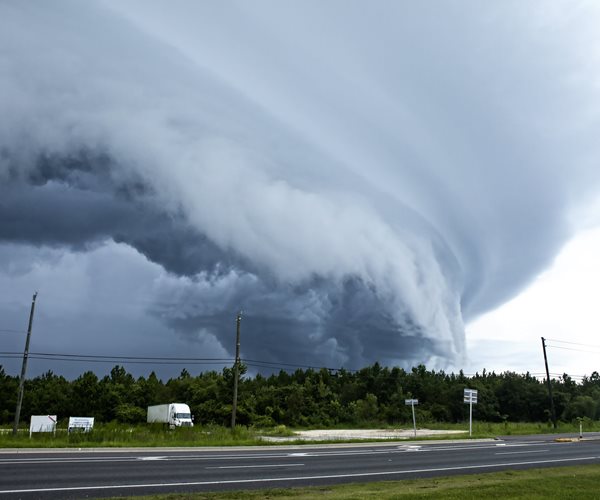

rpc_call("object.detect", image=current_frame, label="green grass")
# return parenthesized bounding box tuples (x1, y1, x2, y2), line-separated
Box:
(426, 420, 600, 438)
(105, 465, 600, 499)
(0, 423, 264, 448)
(1, 420, 597, 448)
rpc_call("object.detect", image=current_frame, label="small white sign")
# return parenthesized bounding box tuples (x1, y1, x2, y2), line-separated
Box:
(404, 399, 419, 405)
(29, 415, 57, 437)
(464, 388, 478, 404)
(68, 417, 94, 433)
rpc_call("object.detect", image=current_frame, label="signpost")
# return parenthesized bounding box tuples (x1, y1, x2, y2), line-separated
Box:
(463, 389, 478, 436)
(404, 399, 419, 437)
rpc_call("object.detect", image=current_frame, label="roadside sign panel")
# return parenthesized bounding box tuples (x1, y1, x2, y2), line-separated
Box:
(68, 417, 94, 433)
(29, 415, 57, 437)
(404, 399, 419, 405)
(463, 389, 478, 404)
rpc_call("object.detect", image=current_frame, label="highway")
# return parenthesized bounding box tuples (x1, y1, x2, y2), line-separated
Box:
(1, 434, 599, 499)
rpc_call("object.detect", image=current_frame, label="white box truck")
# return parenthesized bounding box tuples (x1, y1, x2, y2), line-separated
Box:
(147, 403, 194, 428)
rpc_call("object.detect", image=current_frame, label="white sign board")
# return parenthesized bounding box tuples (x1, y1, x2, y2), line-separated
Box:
(464, 388, 478, 404)
(404, 399, 419, 405)
(29, 415, 57, 437)
(68, 417, 94, 433)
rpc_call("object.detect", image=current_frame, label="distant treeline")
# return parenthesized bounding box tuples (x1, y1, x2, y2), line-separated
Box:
(1, 364, 599, 426)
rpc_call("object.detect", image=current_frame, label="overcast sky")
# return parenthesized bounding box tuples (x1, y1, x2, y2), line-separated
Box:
(1, 1, 599, 380)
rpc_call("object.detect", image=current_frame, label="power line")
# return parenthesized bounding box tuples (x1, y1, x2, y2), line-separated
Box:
(545, 338, 600, 349)
(0, 351, 233, 361)
(546, 345, 600, 356)
(27, 357, 232, 365)
(242, 358, 353, 372)
(0, 351, 235, 365)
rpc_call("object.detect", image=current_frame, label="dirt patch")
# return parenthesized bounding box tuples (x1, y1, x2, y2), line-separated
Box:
(263, 428, 467, 442)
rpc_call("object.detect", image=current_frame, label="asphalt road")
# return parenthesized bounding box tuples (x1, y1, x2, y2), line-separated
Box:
(1, 433, 599, 499)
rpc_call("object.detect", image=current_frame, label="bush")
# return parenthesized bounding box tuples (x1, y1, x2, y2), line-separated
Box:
(114, 404, 146, 423)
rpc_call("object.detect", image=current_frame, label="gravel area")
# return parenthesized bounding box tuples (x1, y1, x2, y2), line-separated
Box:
(262, 428, 467, 442)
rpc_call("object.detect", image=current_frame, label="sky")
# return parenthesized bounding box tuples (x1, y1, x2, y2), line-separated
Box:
(1, 1, 599, 380)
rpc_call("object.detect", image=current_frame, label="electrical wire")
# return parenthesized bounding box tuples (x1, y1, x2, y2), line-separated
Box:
(26, 356, 232, 365)
(0, 328, 25, 334)
(0, 351, 234, 365)
(546, 345, 600, 356)
(545, 338, 600, 349)
(242, 358, 349, 372)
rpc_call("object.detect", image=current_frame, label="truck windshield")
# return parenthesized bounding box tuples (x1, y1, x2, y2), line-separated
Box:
(176, 413, 191, 419)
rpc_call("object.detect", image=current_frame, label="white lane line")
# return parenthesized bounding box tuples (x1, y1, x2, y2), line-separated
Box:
(495, 450, 549, 455)
(206, 463, 305, 469)
(0, 442, 556, 466)
(423, 442, 551, 452)
(0, 455, 597, 495)
(0, 457, 138, 465)
(0, 453, 287, 465)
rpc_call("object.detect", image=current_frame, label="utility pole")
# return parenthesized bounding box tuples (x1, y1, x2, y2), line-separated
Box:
(13, 292, 38, 436)
(541, 337, 557, 429)
(231, 311, 242, 430)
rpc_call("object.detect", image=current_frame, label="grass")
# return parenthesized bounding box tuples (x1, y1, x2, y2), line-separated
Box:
(0, 420, 597, 448)
(105, 465, 600, 499)
(426, 420, 600, 438)
(0, 423, 264, 448)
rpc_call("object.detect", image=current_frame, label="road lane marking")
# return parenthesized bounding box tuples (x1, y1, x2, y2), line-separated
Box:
(495, 450, 549, 455)
(0, 440, 577, 466)
(0, 455, 597, 495)
(206, 463, 305, 469)
(397, 445, 421, 452)
(0, 457, 138, 465)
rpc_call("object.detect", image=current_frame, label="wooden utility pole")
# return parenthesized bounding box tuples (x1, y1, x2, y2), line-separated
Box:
(541, 337, 557, 428)
(231, 311, 242, 429)
(13, 292, 38, 436)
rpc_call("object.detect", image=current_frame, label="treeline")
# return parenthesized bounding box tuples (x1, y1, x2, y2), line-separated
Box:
(1, 363, 599, 427)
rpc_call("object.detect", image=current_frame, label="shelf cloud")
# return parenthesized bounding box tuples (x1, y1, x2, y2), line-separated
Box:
(1, 1, 599, 374)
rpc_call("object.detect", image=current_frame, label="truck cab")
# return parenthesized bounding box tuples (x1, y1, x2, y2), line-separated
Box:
(170, 403, 194, 427)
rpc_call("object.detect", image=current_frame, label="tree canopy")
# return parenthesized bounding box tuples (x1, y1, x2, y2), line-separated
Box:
(1, 364, 599, 427)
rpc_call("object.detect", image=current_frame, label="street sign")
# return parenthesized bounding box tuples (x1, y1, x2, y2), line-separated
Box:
(463, 389, 478, 437)
(404, 399, 418, 437)
(463, 388, 478, 404)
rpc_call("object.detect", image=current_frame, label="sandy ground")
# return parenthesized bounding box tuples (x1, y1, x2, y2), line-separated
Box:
(262, 428, 467, 442)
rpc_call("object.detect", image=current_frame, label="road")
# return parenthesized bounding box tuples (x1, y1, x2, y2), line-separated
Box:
(1, 434, 599, 499)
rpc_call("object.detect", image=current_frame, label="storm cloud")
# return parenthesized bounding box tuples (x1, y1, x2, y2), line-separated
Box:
(1, 1, 599, 376)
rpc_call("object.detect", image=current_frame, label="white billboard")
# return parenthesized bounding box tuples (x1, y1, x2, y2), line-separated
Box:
(68, 417, 94, 433)
(29, 415, 57, 437)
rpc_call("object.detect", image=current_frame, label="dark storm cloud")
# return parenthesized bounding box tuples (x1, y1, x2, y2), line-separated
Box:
(0, 150, 244, 276)
(1, 0, 600, 375)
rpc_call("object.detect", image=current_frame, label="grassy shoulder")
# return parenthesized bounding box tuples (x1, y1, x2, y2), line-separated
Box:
(0, 420, 597, 448)
(107, 465, 600, 499)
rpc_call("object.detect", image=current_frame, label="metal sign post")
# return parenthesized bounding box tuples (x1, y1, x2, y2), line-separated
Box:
(404, 399, 419, 437)
(463, 389, 478, 437)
